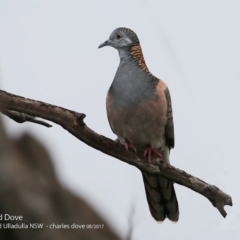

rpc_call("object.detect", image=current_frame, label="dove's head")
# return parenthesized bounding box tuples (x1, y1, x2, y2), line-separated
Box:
(98, 27, 139, 50)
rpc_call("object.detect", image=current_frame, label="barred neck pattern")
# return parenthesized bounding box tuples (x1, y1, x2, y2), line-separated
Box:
(130, 44, 149, 73)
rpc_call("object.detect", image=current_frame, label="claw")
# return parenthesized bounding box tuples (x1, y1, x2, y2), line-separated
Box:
(124, 141, 137, 153)
(144, 146, 162, 163)
(116, 138, 136, 153)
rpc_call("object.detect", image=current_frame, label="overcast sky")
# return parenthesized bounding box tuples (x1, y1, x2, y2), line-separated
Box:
(1, 1, 240, 239)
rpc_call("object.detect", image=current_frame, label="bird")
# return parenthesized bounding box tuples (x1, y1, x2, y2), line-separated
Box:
(98, 27, 179, 222)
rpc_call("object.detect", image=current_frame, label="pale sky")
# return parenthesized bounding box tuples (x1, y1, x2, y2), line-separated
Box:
(0, 1, 240, 239)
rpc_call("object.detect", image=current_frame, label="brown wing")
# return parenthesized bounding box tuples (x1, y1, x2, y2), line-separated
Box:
(142, 83, 178, 222)
(164, 88, 175, 149)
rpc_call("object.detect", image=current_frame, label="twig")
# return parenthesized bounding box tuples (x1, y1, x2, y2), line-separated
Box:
(1, 109, 52, 127)
(0, 90, 233, 217)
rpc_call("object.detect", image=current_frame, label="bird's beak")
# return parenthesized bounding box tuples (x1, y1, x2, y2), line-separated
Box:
(98, 39, 112, 49)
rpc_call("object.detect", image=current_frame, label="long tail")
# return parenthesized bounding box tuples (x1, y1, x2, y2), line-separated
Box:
(142, 172, 179, 222)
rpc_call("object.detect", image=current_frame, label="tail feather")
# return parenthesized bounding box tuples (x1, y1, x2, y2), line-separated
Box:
(142, 172, 179, 222)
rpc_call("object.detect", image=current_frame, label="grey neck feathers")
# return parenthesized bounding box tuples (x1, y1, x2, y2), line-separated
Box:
(110, 46, 158, 108)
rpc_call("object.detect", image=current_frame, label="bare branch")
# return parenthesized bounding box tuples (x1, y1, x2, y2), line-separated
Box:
(1, 109, 52, 127)
(0, 90, 233, 217)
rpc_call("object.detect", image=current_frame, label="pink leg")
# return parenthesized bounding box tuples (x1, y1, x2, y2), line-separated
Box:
(116, 138, 136, 153)
(124, 141, 136, 153)
(144, 145, 162, 163)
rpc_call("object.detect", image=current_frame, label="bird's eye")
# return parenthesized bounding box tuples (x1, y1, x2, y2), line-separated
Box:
(116, 34, 121, 39)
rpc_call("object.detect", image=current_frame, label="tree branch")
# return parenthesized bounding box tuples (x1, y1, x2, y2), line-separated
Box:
(0, 90, 233, 217)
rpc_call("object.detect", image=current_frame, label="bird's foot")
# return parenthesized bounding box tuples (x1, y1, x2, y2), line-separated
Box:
(144, 146, 162, 163)
(124, 141, 137, 153)
(116, 138, 136, 153)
